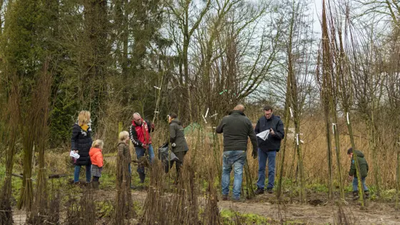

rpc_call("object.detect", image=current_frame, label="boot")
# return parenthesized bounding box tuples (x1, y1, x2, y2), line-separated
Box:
(255, 188, 264, 195)
(353, 191, 359, 201)
(364, 190, 370, 199)
(139, 173, 145, 183)
(92, 181, 99, 189)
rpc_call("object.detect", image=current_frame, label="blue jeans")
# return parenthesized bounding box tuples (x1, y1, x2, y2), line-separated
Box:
(257, 149, 277, 190)
(221, 150, 246, 200)
(353, 177, 368, 192)
(135, 144, 155, 179)
(74, 165, 91, 183)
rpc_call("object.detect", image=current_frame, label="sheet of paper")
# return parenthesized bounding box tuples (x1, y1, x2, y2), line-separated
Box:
(256, 129, 270, 141)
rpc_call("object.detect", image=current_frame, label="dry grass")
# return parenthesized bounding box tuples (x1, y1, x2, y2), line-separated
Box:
(147, 113, 397, 195)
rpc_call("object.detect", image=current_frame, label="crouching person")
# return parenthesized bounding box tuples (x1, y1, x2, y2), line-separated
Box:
(216, 104, 258, 201)
(347, 148, 369, 200)
(90, 139, 104, 189)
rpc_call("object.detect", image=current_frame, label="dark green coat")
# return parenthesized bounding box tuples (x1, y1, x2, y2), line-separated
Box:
(349, 150, 369, 178)
(169, 119, 189, 153)
(216, 110, 257, 152)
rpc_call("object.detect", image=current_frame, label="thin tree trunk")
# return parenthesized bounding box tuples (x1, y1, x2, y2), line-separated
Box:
(0, 83, 20, 224)
(396, 145, 400, 209)
(322, 0, 333, 200)
(332, 122, 344, 200)
(276, 93, 291, 200)
(369, 113, 381, 197)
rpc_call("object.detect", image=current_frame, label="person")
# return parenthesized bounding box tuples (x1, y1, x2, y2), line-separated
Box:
(71, 110, 93, 184)
(347, 148, 369, 200)
(129, 112, 155, 184)
(89, 139, 104, 189)
(116, 131, 133, 216)
(216, 104, 258, 201)
(166, 113, 189, 179)
(255, 105, 284, 194)
(117, 131, 132, 187)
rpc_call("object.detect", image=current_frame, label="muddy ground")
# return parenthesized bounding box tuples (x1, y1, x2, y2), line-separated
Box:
(12, 188, 400, 224)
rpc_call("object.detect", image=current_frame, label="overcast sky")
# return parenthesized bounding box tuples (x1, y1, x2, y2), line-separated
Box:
(312, 0, 323, 35)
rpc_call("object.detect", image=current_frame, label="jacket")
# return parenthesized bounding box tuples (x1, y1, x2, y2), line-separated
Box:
(169, 119, 189, 153)
(349, 150, 369, 178)
(129, 119, 153, 147)
(117, 141, 131, 164)
(255, 114, 284, 152)
(71, 123, 92, 166)
(116, 141, 131, 189)
(89, 147, 103, 167)
(216, 110, 257, 152)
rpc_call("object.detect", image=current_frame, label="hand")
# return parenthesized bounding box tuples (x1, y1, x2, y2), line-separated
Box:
(142, 143, 148, 149)
(252, 150, 258, 159)
(270, 128, 275, 135)
(171, 143, 176, 147)
(151, 123, 155, 129)
(348, 176, 353, 181)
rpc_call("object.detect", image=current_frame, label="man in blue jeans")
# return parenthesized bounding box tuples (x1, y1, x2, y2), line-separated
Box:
(255, 105, 284, 194)
(216, 104, 258, 201)
(129, 112, 155, 185)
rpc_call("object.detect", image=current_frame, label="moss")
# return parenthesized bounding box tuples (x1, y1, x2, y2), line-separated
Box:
(220, 209, 271, 224)
(306, 183, 329, 193)
(96, 200, 114, 219)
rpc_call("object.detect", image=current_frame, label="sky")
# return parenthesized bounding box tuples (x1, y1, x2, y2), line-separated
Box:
(312, 0, 323, 35)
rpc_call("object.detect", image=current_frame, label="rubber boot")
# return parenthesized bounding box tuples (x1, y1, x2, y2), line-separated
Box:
(139, 173, 145, 183)
(92, 181, 99, 189)
(364, 190, 370, 199)
(353, 191, 359, 201)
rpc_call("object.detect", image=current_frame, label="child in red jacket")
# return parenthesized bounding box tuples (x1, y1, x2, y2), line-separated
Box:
(89, 139, 104, 188)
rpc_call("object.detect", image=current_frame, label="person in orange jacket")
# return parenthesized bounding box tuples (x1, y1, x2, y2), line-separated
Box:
(89, 139, 104, 189)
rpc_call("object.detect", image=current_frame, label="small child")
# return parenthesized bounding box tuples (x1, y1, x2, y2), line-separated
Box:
(117, 131, 132, 189)
(347, 148, 369, 200)
(89, 139, 104, 189)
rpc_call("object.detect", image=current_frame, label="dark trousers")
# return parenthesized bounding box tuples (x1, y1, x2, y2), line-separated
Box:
(165, 151, 186, 177)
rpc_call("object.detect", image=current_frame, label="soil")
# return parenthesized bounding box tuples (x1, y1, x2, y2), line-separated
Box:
(12, 189, 400, 224)
(219, 194, 400, 224)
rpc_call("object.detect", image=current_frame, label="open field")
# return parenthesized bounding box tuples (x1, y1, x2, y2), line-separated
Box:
(2, 118, 400, 224)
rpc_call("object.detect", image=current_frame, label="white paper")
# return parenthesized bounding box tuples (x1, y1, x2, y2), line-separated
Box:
(256, 130, 270, 141)
(332, 123, 336, 134)
(289, 107, 293, 118)
(70, 151, 80, 159)
(296, 134, 299, 146)
(346, 112, 350, 125)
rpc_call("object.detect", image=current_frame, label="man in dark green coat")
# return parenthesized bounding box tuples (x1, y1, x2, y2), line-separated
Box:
(347, 148, 369, 200)
(216, 104, 258, 201)
(168, 113, 189, 177)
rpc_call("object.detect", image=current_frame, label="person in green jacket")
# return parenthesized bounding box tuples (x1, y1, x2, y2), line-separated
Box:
(167, 113, 189, 179)
(347, 148, 369, 200)
(216, 104, 258, 201)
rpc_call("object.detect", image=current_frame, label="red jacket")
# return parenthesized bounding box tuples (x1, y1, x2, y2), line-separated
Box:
(130, 119, 152, 147)
(89, 147, 103, 167)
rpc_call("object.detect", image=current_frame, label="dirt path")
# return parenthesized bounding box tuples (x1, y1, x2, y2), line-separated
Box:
(113, 190, 400, 224)
(219, 199, 399, 224)
(13, 190, 400, 224)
